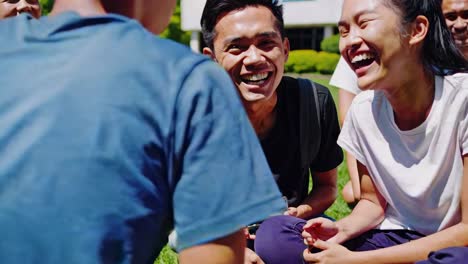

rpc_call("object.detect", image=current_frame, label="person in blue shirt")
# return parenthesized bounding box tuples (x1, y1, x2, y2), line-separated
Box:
(0, 0, 286, 263)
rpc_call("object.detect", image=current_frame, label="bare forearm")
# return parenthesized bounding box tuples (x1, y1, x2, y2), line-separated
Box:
(299, 184, 337, 219)
(297, 169, 338, 219)
(355, 156, 468, 263)
(179, 230, 245, 264)
(333, 198, 385, 244)
(345, 152, 360, 200)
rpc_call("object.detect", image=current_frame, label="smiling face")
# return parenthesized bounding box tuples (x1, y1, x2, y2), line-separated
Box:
(442, 0, 468, 59)
(203, 5, 289, 106)
(0, 0, 41, 19)
(338, 0, 417, 90)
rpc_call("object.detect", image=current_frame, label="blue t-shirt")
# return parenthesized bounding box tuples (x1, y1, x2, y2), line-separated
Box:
(0, 13, 285, 263)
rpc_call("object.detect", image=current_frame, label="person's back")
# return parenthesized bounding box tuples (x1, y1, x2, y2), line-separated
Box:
(0, 12, 285, 263)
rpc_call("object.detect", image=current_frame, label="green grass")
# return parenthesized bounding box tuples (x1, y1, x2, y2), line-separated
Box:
(155, 245, 179, 264)
(154, 73, 350, 264)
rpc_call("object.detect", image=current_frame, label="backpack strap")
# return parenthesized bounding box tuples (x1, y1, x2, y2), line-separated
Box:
(297, 78, 321, 171)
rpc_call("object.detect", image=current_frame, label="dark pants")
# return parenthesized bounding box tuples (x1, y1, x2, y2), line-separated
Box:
(254, 215, 468, 264)
(255, 215, 308, 264)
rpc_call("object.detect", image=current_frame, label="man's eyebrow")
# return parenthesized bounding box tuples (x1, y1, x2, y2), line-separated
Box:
(257, 31, 280, 38)
(222, 31, 280, 46)
(222, 36, 241, 46)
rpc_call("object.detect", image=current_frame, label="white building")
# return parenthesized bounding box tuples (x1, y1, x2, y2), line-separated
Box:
(181, 0, 344, 52)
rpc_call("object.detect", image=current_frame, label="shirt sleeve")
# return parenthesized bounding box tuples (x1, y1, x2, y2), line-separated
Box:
(309, 84, 344, 172)
(171, 60, 286, 251)
(329, 56, 361, 95)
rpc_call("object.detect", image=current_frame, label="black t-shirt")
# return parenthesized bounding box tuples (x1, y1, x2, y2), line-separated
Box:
(260, 76, 343, 207)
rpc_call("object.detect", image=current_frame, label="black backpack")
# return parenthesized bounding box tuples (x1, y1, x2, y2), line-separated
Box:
(297, 78, 321, 173)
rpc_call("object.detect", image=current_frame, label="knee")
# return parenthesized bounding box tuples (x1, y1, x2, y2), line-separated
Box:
(254, 215, 307, 264)
(416, 247, 468, 264)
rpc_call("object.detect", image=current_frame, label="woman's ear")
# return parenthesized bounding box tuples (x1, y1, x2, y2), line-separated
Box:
(409, 15, 429, 46)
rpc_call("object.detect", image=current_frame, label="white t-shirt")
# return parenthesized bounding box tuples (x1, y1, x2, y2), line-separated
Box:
(329, 56, 361, 95)
(338, 74, 468, 235)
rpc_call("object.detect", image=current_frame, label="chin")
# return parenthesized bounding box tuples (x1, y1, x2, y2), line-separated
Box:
(242, 93, 267, 102)
(357, 77, 374, 91)
(357, 69, 389, 91)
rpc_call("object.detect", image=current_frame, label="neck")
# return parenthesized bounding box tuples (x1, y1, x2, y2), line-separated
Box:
(384, 67, 435, 131)
(244, 92, 278, 139)
(50, 0, 106, 17)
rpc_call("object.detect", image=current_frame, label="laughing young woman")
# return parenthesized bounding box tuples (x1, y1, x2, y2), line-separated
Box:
(301, 0, 468, 263)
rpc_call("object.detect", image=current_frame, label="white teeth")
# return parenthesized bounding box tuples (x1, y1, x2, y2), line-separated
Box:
(351, 53, 375, 63)
(243, 73, 268, 81)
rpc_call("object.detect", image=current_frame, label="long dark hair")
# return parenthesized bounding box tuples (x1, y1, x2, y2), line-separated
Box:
(384, 0, 467, 74)
(200, 0, 284, 50)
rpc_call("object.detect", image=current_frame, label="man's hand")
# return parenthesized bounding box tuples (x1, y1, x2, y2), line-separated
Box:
(284, 205, 312, 219)
(284, 206, 300, 217)
(244, 226, 257, 240)
(244, 248, 265, 264)
(303, 240, 356, 264)
(302, 217, 339, 245)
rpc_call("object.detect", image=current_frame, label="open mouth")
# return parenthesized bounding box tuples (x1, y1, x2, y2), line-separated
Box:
(241, 72, 271, 85)
(350, 52, 376, 70)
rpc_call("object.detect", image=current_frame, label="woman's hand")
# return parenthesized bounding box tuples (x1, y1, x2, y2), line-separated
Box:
(303, 240, 357, 264)
(302, 217, 339, 244)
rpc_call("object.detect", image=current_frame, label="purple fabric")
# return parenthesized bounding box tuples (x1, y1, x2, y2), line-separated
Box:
(343, 229, 425, 251)
(254, 216, 468, 264)
(343, 230, 468, 263)
(255, 215, 307, 264)
(415, 247, 468, 264)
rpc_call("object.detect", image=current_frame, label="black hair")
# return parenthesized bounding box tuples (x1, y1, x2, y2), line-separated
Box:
(384, 0, 468, 74)
(200, 0, 284, 50)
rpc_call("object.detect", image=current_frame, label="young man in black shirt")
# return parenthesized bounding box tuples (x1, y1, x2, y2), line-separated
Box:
(201, 1, 343, 263)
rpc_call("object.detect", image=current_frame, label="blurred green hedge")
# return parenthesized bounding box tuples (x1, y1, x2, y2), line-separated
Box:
(320, 34, 340, 54)
(285, 50, 340, 74)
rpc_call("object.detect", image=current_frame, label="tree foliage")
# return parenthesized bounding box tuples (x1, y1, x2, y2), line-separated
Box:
(160, 1, 191, 46)
(39, 0, 53, 15)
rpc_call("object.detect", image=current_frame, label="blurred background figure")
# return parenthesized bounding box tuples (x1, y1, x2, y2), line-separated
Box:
(0, 0, 41, 19)
(442, 0, 468, 59)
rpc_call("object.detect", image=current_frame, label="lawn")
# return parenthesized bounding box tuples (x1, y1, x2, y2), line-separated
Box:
(154, 73, 352, 264)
